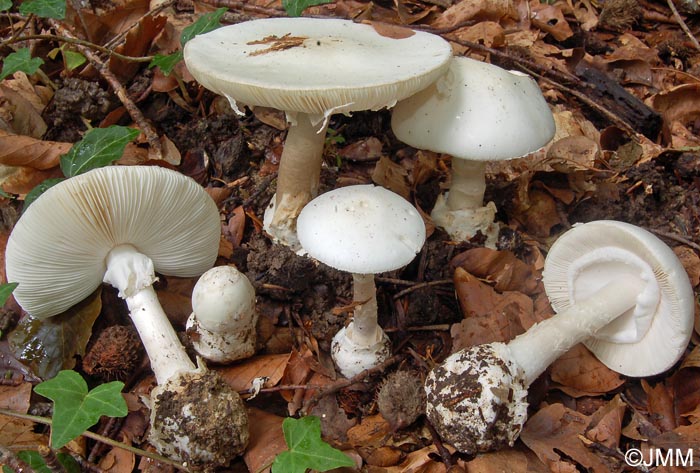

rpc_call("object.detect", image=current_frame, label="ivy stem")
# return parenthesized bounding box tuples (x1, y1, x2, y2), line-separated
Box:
(0, 34, 155, 62)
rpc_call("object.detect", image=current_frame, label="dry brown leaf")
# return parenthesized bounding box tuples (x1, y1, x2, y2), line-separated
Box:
(339, 137, 383, 162)
(511, 188, 561, 237)
(98, 434, 136, 473)
(450, 247, 539, 294)
(463, 447, 550, 472)
(365, 21, 415, 39)
(549, 344, 625, 397)
(154, 275, 197, 326)
(450, 267, 534, 350)
(431, 0, 515, 29)
(673, 246, 700, 287)
(1, 72, 52, 115)
(367, 445, 446, 473)
(649, 84, 700, 148)
(520, 403, 613, 473)
(0, 85, 47, 138)
(347, 414, 392, 449)
(371, 156, 411, 199)
(531, 4, 574, 41)
(243, 407, 286, 473)
(217, 353, 290, 392)
(585, 395, 626, 448)
(110, 14, 167, 83)
(224, 206, 246, 249)
(546, 135, 601, 173)
(0, 130, 70, 169)
(362, 445, 404, 467)
(448, 21, 506, 48)
(642, 379, 677, 432)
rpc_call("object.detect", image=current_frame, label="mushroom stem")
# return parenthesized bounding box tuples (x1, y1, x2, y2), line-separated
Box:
(507, 278, 640, 385)
(445, 158, 486, 211)
(268, 112, 329, 239)
(350, 273, 380, 346)
(103, 244, 196, 385)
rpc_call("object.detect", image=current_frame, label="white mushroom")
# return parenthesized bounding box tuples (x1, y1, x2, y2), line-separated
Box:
(5, 166, 248, 468)
(186, 265, 257, 363)
(296, 185, 426, 378)
(425, 221, 694, 453)
(391, 57, 555, 246)
(184, 18, 452, 249)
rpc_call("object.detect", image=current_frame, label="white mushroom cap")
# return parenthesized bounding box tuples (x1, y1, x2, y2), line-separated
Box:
(391, 56, 555, 161)
(183, 18, 453, 120)
(542, 220, 695, 376)
(191, 266, 255, 333)
(296, 185, 426, 274)
(6, 166, 221, 319)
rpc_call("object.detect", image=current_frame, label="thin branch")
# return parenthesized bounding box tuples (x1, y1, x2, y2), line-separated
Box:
(392, 279, 453, 300)
(1, 34, 153, 62)
(48, 19, 164, 160)
(666, 0, 700, 51)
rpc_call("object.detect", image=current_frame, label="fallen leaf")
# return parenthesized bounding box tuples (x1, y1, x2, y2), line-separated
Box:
(531, 4, 574, 41)
(371, 156, 410, 199)
(673, 246, 700, 287)
(243, 408, 286, 473)
(217, 353, 290, 392)
(450, 247, 539, 294)
(549, 344, 625, 397)
(585, 395, 626, 448)
(431, 0, 515, 29)
(643, 379, 677, 432)
(463, 447, 549, 472)
(338, 137, 383, 162)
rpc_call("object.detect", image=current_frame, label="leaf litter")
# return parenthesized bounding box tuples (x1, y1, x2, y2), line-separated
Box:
(1, 0, 700, 471)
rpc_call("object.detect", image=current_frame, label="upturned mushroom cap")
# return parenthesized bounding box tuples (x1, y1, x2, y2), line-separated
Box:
(183, 18, 453, 121)
(391, 56, 555, 161)
(5, 166, 221, 319)
(542, 220, 695, 376)
(424, 342, 528, 453)
(296, 185, 426, 274)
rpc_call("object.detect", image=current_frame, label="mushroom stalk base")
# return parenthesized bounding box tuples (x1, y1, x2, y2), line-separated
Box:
(265, 112, 328, 247)
(103, 244, 196, 385)
(507, 278, 640, 386)
(446, 159, 486, 210)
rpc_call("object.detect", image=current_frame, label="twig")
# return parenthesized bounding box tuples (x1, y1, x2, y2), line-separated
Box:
(103, 0, 177, 50)
(0, 444, 34, 473)
(66, 453, 108, 473)
(666, 0, 700, 51)
(0, 409, 189, 472)
(198, 0, 286, 17)
(300, 353, 405, 415)
(425, 420, 454, 468)
(1, 34, 153, 62)
(392, 279, 453, 300)
(47, 19, 164, 160)
(37, 446, 67, 473)
(646, 227, 700, 251)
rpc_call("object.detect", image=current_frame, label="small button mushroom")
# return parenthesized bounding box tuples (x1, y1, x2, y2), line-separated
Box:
(184, 18, 452, 249)
(425, 221, 694, 453)
(297, 185, 426, 378)
(5, 166, 248, 469)
(186, 265, 257, 363)
(391, 57, 555, 247)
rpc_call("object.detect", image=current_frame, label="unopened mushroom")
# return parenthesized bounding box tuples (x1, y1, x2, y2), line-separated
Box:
(5, 166, 249, 468)
(184, 17, 452, 249)
(391, 57, 555, 246)
(425, 221, 694, 453)
(186, 265, 257, 363)
(297, 185, 426, 378)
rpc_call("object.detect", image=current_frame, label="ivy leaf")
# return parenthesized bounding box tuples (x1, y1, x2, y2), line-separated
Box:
(59, 126, 140, 177)
(180, 8, 227, 46)
(17, 450, 81, 473)
(8, 289, 102, 379)
(281, 0, 332, 17)
(23, 178, 64, 212)
(34, 370, 127, 449)
(0, 48, 44, 81)
(0, 282, 18, 306)
(149, 52, 183, 76)
(0, 0, 12, 11)
(63, 49, 86, 71)
(272, 416, 354, 473)
(18, 0, 66, 19)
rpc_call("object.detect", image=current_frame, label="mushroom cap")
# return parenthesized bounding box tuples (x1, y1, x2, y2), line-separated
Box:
(183, 18, 453, 119)
(391, 56, 555, 161)
(297, 185, 426, 274)
(424, 342, 528, 453)
(6, 166, 221, 319)
(542, 220, 694, 376)
(191, 265, 256, 332)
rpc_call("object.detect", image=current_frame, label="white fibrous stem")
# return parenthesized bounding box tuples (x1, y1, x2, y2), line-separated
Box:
(446, 159, 486, 211)
(506, 278, 641, 385)
(266, 112, 329, 244)
(349, 273, 381, 345)
(103, 244, 196, 385)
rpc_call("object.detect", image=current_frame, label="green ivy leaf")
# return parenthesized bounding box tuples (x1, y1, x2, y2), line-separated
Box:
(180, 8, 227, 46)
(34, 370, 127, 449)
(0, 48, 44, 81)
(63, 49, 86, 71)
(0, 0, 12, 11)
(17, 450, 81, 473)
(149, 52, 183, 76)
(18, 0, 66, 19)
(59, 126, 139, 177)
(272, 416, 354, 473)
(8, 289, 102, 379)
(0, 282, 18, 306)
(281, 0, 332, 17)
(23, 177, 64, 212)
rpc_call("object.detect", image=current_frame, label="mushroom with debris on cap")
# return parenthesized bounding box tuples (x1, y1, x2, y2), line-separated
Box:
(186, 265, 257, 363)
(424, 220, 694, 453)
(5, 165, 249, 469)
(184, 17, 452, 249)
(297, 184, 426, 378)
(391, 56, 555, 247)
